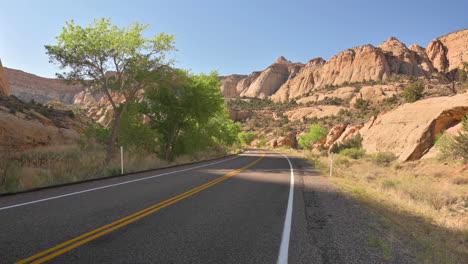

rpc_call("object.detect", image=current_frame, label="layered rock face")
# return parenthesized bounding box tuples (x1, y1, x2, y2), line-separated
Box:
(239, 56, 300, 98)
(5, 67, 83, 103)
(219, 74, 247, 97)
(0, 59, 11, 96)
(221, 29, 468, 102)
(426, 30, 468, 72)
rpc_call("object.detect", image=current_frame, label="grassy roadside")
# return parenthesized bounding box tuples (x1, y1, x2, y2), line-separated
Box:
(0, 144, 243, 194)
(278, 148, 467, 264)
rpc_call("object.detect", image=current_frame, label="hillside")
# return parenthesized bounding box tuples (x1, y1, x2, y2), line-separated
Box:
(4, 67, 83, 104)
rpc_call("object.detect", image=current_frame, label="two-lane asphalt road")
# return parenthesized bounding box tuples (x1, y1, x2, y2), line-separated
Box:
(0, 149, 311, 264)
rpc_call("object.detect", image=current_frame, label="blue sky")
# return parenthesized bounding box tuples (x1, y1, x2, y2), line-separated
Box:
(0, 0, 466, 78)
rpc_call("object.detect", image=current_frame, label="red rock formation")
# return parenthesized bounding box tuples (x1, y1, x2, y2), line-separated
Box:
(5, 67, 83, 103)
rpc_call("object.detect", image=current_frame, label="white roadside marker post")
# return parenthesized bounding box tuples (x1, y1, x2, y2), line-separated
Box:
(329, 153, 333, 177)
(121, 146, 124, 174)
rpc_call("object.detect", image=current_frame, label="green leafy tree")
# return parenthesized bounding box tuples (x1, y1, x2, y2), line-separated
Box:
(298, 124, 327, 150)
(45, 18, 175, 165)
(238, 132, 257, 146)
(141, 70, 226, 160)
(402, 81, 424, 103)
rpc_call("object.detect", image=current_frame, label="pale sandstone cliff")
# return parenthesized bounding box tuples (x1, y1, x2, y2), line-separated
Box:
(221, 29, 468, 102)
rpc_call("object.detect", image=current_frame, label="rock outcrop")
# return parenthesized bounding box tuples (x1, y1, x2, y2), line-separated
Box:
(426, 29, 468, 72)
(0, 59, 11, 96)
(5, 67, 83, 103)
(359, 93, 468, 161)
(284, 105, 344, 121)
(220, 29, 467, 102)
(240, 57, 299, 98)
(219, 74, 247, 98)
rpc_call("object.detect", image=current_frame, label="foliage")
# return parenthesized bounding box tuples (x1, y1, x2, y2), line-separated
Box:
(402, 81, 424, 103)
(371, 152, 397, 166)
(298, 124, 327, 150)
(339, 148, 366, 159)
(45, 18, 175, 163)
(84, 124, 111, 145)
(458, 62, 468, 82)
(354, 98, 370, 111)
(238, 132, 257, 146)
(330, 133, 363, 154)
(141, 70, 230, 160)
(435, 115, 468, 162)
(117, 103, 158, 152)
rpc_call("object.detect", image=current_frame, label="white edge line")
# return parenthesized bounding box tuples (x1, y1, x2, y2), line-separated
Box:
(0, 151, 250, 211)
(277, 152, 295, 264)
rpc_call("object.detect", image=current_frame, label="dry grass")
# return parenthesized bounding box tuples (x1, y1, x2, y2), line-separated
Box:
(0, 144, 243, 194)
(281, 148, 468, 264)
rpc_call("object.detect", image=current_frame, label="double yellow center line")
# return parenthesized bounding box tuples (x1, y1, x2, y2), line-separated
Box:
(16, 152, 266, 264)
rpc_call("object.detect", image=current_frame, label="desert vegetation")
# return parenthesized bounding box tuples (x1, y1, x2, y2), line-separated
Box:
(0, 19, 244, 194)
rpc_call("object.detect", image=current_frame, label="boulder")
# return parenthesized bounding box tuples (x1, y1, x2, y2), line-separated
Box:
(324, 124, 347, 147)
(277, 131, 297, 148)
(359, 93, 468, 161)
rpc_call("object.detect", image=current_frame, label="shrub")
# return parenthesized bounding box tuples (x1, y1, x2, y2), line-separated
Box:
(371, 152, 397, 166)
(334, 156, 351, 167)
(402, 81, 424, 103)
(298, 124, 327, 150)
(238, 132, 257, 146)
(435, 116, 468, 162)
(66, 110, 75, 119)
(354, 98, 370, 111)
(330, 133, 363, 154)
(340, 148, 366, 159)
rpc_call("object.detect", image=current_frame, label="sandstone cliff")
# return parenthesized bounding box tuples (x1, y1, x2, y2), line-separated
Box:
(5, 67, 83, 103)
(426, 29, 468, 72)
(240, 56, 300, 98)
(221, 29, 468, 102)
(0, 59, 11, 96)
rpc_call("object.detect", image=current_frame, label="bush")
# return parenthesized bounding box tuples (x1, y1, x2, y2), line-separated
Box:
(435, 116, 468, 161)
(66, 110, 75, 119)
(340, 148, 366, 159)
(330, 133, 363, 154)
(238, 132, 257, 146)
(298, 124, 327, 150)
(354, 98, 370, 111)
(334, 156, 351, 167)
(371, 152, 397, 166)
(402, 81, 424, 103)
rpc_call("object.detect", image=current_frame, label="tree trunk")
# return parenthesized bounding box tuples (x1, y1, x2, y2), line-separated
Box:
(104, 102, 129, 166)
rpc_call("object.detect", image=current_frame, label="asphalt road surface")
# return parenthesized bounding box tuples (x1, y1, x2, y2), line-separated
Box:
(0, 149, 416, 264)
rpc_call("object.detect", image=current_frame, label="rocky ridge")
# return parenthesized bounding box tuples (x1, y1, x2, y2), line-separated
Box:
(4, 67, 83, 104)
(221, 29, 468, 102)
